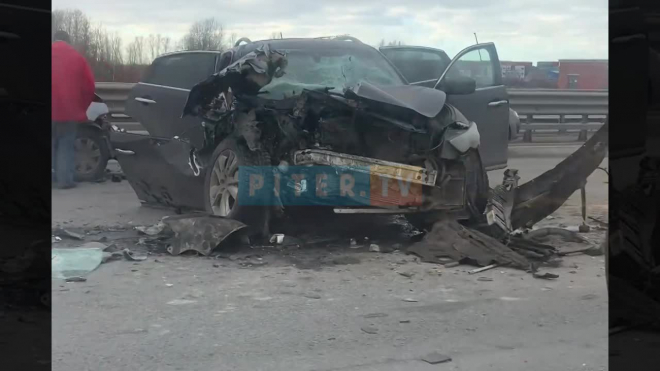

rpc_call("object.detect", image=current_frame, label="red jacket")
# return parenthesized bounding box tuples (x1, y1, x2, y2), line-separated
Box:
(51, 41, 96, 122)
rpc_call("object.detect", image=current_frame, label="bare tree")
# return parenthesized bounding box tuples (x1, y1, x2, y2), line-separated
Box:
(52, 9, 93, 56)
(229, 32, 238, 47)
(126, 36, 146, 65)
(182, 18, 225, 51)
(147, 34, 172, 61)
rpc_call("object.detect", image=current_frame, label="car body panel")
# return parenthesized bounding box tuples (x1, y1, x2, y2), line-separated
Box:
(125, 52, 218, 149)
(111, 131, 205, 210)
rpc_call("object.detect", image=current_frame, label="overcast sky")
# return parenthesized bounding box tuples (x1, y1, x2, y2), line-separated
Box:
(52, 0, 607, 62)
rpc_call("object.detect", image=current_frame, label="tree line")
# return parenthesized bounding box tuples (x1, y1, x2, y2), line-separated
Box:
(52, 9, 235, 82)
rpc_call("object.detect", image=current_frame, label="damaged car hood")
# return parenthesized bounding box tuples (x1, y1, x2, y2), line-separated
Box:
(344, 81, 447, 118)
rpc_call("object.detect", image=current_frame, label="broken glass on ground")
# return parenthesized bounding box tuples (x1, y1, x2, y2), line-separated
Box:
(52, 247, 104, 280)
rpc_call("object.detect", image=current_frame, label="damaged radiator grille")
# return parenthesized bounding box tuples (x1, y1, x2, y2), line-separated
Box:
(293, 149, 438, 186)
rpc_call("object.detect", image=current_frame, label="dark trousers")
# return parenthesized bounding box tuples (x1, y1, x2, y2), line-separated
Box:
(52, 122, 78, 187)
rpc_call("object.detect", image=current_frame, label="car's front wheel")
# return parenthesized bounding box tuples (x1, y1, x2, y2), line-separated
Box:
(203, 136, 270, 227)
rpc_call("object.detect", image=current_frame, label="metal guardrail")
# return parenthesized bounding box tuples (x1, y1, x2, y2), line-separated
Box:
(96, 83, 608, 141)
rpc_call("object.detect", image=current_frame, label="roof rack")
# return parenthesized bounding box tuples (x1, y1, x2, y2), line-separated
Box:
(313, 35, 362, 43)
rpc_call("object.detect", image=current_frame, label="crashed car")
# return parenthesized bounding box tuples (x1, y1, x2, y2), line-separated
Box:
(112, 36, 606, 235)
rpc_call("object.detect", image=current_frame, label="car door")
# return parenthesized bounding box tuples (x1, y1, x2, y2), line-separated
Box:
(126, 52, 218, 149)
(379, 46, 451, 87)
(438, 43, 509, 170)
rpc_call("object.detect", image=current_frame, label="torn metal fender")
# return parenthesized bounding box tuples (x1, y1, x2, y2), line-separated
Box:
(181, 44, 287, 118)
(510, 122, 608, 230)
(162, 214, 247, 256)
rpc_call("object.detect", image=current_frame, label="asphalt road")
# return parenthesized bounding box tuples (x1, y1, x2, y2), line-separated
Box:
(51, 144, 609, 371)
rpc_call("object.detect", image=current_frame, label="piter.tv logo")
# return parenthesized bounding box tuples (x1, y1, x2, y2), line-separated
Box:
(237, 166, 424, 207)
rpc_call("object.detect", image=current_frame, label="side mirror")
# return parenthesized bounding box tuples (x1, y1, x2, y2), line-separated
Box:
(437, 76, 476, 95)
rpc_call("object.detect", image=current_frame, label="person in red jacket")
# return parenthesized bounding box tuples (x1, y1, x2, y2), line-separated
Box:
(52, 30, 96, 189)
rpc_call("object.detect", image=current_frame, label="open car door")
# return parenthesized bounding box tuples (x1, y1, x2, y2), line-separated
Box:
(380, 43, 510, 170)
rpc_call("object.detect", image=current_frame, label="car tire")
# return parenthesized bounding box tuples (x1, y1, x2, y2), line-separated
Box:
(203, 136, 270, 227)
(74, 125, 110, 182)
(405, 149, 489, 231)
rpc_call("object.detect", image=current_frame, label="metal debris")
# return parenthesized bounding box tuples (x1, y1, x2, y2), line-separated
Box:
(162, 214, 247, 256)
(269, 234, 285, 244)
(397, 271, 415, 278)
(532, 272, 559, 280)
(136, 221, 171, 236)
(477, 277, 493, 282)
(122, 249, 147, 262)
(469, 264, 500, 275)
(65, 276, 87, 282)
(360, 326, 379, 334)
(510, 123, 608, 230)
(523, 228, 589, 244)
(421, 352, 452, 365)
(53, 228, 84, 240)
(409, 218, 529, 270)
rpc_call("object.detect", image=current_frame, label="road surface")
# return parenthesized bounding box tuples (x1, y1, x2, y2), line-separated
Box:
(50, 144, 609, 371)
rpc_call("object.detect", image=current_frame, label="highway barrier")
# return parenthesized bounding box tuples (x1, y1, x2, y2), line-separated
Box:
(96, 83, 607, 142)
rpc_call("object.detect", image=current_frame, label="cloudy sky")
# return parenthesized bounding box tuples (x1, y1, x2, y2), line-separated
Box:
(52, 0, 607, 62)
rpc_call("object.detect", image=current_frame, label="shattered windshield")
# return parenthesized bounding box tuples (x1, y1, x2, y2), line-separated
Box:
(259, 47, 404, 99)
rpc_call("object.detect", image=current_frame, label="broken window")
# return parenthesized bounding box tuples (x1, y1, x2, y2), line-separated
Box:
(257, 48, 405, 99)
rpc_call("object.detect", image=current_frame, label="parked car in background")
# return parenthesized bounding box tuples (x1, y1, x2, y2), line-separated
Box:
(380, 45, 521, 142)
(74, 93, 113, 182)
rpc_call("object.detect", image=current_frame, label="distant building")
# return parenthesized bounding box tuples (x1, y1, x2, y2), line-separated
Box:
(500, 61, 533, 81)
(558, 59, 608, 89)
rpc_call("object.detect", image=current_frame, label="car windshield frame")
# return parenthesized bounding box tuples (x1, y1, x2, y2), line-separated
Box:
(238, 42, 407, 99)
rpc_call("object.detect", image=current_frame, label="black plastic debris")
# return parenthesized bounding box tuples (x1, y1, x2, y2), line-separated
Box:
(421, 352, 452, 365)
(162, 214, 247, 256)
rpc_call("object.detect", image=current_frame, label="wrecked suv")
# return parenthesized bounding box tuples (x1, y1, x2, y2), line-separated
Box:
(114, 37, 512, 231)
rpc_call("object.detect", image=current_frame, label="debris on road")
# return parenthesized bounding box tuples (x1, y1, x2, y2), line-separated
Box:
(443, 261, 460, 268)
(332, 256, 361, 265)
(65, 276, 87, 283)
(162, 214, 247, 256)
(403, 298, 418, 302)
(166, 299, 197, 305)
(523, 228, 589, 244)
(469, 264, 500, 275)
(397, 271, 415, 278)
(363, 313, 388, 318)
(53, 228, 84, 241)
(303, 293, 322, 299)
(122, 249, 147, 262)
(349, 238, 359, 248)
(360, 326, 379, 334)
(52, 247, 103, 280)
(477, 277, 493, 282)
(135, 221, 171, 236)
(421, 352, 452, 365)
(52, 236, 62, 243)
(532, 272, 559, 280)
(269, 234, 285, 244)
(409, 218, 529, 270)
(369, 244, 380, 252)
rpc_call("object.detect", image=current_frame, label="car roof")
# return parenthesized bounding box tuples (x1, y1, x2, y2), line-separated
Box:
(232, 37, 376, 57)
(379, 45, 449, 56)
